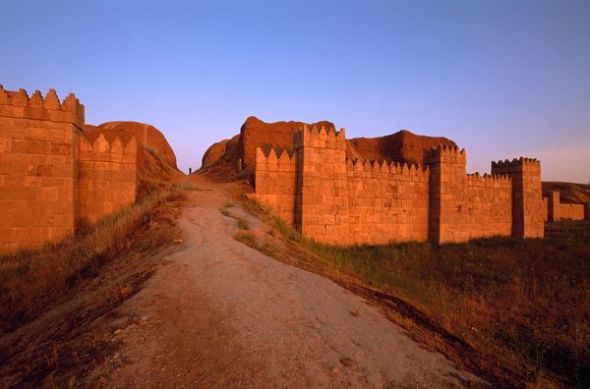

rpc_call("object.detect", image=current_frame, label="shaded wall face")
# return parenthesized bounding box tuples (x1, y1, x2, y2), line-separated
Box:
(492, 160, 544, 239)
(543, 197, 549, 222)
(0, 116, 77, 253)
(78, 134, 137, 224)
(517, 169, 545, 238)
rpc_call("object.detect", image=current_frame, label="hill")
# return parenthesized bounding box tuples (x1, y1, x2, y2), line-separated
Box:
(542, 181, 590, 204)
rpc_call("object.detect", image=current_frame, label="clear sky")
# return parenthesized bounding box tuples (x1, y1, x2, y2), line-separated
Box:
(2, 0, 589, 182)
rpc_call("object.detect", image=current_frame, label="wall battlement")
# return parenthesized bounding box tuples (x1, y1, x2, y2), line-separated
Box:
(254, 125, 544, 245)
(255, 147, 296, 171)
(346, 158, 429, 179)
(424, 145, 466, 164)
(79, 133, 138, 164)
(491, 157, 541, 173)
(294, 125, 346, 150)
(0, 85, 85, 130)
(0, 86, 137, 254)
(466, 173, 512, 186)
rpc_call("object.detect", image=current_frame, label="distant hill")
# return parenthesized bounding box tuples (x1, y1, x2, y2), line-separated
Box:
(542, 182, 590, 204)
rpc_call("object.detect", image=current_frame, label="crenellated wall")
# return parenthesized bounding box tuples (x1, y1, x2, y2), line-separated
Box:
(0, 86, 137, 254)
(254, 148, 297, 225)
(79, 134, 137, 223)
(345, 159, 430, 244)
(253, 125, 545, 245)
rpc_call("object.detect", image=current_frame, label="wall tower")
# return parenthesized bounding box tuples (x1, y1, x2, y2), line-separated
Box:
(425, 146, 468, 243)
(492, 158, 544, 238)
(293, 125, 349, 244)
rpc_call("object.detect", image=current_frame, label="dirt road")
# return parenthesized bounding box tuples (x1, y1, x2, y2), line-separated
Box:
(96, 176, 482, 388)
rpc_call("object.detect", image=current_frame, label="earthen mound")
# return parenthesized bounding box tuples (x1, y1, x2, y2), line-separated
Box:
(202, 117, 459, 180)
(202, 135, 240, 169)
(84, 121, 182, 186)
(347, 129, 456, 165)
(238, 116, 336, 169)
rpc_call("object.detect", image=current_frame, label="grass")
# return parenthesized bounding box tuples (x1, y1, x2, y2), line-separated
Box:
(237, 192, 590, 387)
(220, 201, 251, 231)
(237, 218, 251, 231)
(308, 223, 590, 386)
(234, 230, 257, 248)
(0, 183, 188, 335)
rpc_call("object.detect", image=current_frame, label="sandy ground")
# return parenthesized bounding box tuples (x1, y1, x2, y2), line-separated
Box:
(96, 176, 482, 388)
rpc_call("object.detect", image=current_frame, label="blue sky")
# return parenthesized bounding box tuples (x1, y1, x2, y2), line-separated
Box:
(2, 0, 589, 182)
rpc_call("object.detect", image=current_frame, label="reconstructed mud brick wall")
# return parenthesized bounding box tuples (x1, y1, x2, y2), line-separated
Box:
(491, 159, 544, 238)
(79, 134, 137, 223)
(254, 148, 296, 225)
(465, 174, 512, 238)
(254, 126, 545, 245)
(0, 86, 137, 254)
(545, 191, 587, 221)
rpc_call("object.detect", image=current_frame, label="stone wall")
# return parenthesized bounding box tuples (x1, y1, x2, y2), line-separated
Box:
(239, 116, 335, 169)
(254, 148, 296, 225)
(346, 160, 429, 244)
(253, 125, 545, 245)
(425, 146, 469, 243)
(0, 86, 137, 254)
(492, 158, 544, 238)
(465, 174, 513, 238)
(0, 87, 83, 253)
(294, 126, 349, 244)
(546, 190, 587, 221)
(79, 134, 137, 223)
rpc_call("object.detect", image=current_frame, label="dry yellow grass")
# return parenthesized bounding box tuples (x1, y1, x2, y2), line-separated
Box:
(0, 183, 188, 335)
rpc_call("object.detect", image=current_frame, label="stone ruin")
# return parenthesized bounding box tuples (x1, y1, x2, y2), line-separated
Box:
(253, 125, 545, 245)
(0, 86, 137, 254)
(543, 191, 589, 222)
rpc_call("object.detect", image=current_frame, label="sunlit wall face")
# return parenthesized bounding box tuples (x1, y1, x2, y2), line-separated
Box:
(2, 0, 588, 183)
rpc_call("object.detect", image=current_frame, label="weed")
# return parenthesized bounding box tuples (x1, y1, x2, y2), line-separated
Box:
(220, 204, 250, 231)
(234, 231, 257, 248)
(237, 218, 250, 231)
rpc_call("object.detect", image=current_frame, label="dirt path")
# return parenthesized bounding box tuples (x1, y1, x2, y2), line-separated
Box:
(94, 176, 482, 388)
